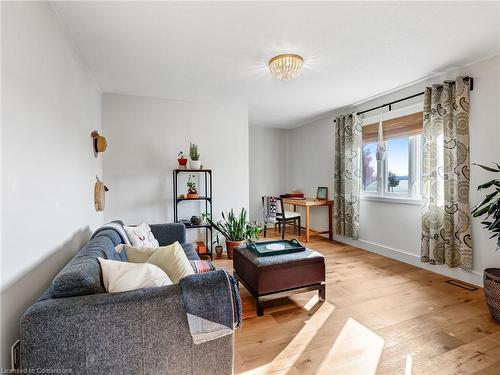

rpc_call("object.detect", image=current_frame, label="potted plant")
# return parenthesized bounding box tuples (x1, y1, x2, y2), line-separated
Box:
(186, 174, 199, 199)
(205, 208, 262, 259)
(177, 151, 187, 169)
(471, 162, 500, 322)
(200, 215, 225, 259)
(213, 234, 224, 259)
(189, 142, 201, 170)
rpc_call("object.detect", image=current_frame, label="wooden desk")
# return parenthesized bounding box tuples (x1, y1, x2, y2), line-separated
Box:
(282, 198, 334, 243)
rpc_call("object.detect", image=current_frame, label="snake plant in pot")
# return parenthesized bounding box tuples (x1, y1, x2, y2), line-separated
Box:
(471, 162, 500, 321)
(204, 208, 262, 259)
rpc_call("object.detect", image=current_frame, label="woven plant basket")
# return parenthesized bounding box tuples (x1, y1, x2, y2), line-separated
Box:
(484, 268, 500, 323)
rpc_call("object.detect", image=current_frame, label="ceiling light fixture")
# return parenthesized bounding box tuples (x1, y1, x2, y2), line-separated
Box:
(268, 54, 304, 81)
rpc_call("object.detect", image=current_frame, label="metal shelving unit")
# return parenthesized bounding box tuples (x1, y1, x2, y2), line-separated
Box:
(173, 169, 212, 258)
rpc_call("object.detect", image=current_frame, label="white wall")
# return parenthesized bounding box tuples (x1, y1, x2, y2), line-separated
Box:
(286, 116, 335, 230)
(286, 55, 500, 286)
(1, 2, 103, 368)
(102, 94, 249, 242)
(248, 126, 288, 223)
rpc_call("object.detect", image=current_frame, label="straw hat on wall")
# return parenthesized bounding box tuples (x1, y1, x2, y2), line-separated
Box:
(91, 130, 107, 156)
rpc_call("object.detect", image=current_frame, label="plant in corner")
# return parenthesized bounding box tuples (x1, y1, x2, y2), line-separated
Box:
(204, 208, 262, 259)
(471, 162, 500, 322)
(189, 142, 201, 170)
(186, 174, 199, 199)
(177, 151, 187, 169)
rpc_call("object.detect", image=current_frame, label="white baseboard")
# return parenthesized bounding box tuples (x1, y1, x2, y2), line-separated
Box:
(332, 235, 484, 287)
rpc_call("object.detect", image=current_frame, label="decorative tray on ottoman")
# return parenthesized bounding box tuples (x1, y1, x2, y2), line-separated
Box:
(247, 239, 305, 256)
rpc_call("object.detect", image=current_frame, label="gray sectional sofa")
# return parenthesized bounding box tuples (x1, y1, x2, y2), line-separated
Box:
(20, 223, 234, 375)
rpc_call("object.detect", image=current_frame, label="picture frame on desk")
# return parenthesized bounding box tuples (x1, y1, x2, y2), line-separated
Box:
(316, 187, 328, 200)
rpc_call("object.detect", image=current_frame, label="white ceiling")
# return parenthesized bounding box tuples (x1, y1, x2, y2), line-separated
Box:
(53, 1, 500, 129)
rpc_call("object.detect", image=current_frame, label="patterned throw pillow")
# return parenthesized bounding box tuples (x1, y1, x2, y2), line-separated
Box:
(124, 223, 159, 248)
(189, 260, 216, 274)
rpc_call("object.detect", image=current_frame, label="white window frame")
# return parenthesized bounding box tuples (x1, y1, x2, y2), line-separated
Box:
(360, 104, 423, 205)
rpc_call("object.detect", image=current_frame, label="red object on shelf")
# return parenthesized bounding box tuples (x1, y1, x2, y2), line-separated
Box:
(178, 158, 188, 166)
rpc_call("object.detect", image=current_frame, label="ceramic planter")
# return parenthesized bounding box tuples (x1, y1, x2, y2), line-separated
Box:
(215, 245, 224, 259)
(178, 158, 188, 169)
(189, 160, 201, 170)
(225, 240, 243, 260)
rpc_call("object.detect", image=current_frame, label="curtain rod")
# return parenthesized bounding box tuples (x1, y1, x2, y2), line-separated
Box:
(333, 76, 473, 121)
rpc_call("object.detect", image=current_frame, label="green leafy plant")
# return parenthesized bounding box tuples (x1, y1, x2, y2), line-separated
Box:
(212, 234, 220, 246)
(189, 142, 200, 161)
(471, 162, 500, 250)
(178, 151, 185, 159)
(187, 174, 197, 194)
(204, 208, 262, 242)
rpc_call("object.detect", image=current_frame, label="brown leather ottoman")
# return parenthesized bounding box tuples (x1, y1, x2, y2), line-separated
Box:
(233, 246, 325, 316)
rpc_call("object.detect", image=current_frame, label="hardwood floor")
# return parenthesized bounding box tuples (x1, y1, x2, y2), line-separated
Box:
(214, 229, 500, 375)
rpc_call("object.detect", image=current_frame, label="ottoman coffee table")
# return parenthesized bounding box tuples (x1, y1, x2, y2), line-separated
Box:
(233, 245, 326, 316)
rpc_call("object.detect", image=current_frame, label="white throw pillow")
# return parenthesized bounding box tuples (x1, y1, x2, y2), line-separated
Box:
(145, 241, 194, 283)
(98, 257, 172, 293)
(124, 223, 159, 248)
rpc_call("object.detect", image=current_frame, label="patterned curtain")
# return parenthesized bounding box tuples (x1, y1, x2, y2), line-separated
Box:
(334, 114, 362, 239)
(421, 77, 472, 271)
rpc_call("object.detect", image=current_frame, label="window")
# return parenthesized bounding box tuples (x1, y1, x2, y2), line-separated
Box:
(362, 142, 378, 192)
(361, 111, 423, 201)
(386, 137, 409, 194)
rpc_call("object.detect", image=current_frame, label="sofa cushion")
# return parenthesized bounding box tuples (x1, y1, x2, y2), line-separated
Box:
(98, 257, 172, 293)
(52, 235, 123, 298)
(150, 223, 186, 246)
(181, 242, 200, 260)
(124, 223, 159, 248)
(190, 260, 216, 273)
(116, 244, 157, 263)
(93, 229, 128, 261)
(117, 243, 201, 263)
(146, 242, 195, 283)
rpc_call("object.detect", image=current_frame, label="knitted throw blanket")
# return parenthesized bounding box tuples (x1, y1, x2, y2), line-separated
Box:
(179, 270, 242, 344)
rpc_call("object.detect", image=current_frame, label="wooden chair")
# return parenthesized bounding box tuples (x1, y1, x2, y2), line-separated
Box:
(262, 196, 301, 239)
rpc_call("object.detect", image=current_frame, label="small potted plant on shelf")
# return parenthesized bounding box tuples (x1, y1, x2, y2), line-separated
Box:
(205, 208, 262, 259)
(471, 162, 500, 322)
(186, 174, 199, 199)
(189, 142, 201, 170)
(177, 151, 187, 169)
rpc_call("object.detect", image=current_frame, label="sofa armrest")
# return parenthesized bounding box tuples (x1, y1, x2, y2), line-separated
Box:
(150, 222, 186, 246)
(21, 284, 232, 375)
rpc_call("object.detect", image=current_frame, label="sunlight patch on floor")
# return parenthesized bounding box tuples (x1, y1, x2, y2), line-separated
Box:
(304, 294, 320, 311)
(317, 317, 385, 375)
(239, 300, 336, 374)
(405, 354, 413, 375)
